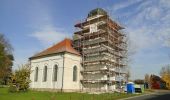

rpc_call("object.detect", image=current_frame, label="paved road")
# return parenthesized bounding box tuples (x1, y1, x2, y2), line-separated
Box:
(124, 91, 170, 100)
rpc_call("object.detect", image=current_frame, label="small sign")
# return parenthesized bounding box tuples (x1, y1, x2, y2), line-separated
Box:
(90, 24, 97, 33)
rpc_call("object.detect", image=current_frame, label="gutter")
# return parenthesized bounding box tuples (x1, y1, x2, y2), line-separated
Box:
(61, 53, 65, 92)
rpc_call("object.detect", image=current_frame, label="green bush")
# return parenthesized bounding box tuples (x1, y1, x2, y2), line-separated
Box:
(8, 85, 17, 93)
(8, 64, 31, 92)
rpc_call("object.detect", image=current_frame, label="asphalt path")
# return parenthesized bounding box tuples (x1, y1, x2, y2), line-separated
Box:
(121, 90, 170, 100)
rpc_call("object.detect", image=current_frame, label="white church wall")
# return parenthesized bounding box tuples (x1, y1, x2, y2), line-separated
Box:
(29, 53, 82, 91)
(63, 53, 82, 91)
(30, 54, 64, 90)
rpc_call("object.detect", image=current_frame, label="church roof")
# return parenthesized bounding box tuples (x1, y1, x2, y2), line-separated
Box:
(30, 38, 80, 59)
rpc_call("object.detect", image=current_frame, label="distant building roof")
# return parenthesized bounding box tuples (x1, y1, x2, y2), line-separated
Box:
(30, 38, 80, 59)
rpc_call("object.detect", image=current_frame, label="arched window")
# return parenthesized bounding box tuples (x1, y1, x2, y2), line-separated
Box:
(53, 65, 58, 81)
(73, 66, 77, 82)
(43, 66, 47, 82)
(34, 67, 38, 82)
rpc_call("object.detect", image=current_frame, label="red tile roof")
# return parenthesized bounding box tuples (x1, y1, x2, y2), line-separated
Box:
(30, 38, 80, 59)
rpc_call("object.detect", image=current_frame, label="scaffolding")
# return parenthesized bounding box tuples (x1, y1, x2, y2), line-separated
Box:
(73, 8, 127, 92)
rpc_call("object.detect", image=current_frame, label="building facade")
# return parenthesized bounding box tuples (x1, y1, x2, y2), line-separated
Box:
(29, 8, 127, 92)
(29, 39, 82, 92)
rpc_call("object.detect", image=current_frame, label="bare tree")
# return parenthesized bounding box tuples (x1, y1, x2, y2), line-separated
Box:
(124, 32, 137, 81)
(144, 74, 150, 83)
(126, 69, 130, 81)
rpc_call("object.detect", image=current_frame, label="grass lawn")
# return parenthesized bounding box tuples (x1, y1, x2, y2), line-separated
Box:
(0, 87, 142, 100)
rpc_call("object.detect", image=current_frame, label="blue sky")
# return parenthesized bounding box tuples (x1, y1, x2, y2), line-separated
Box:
(0, 0, 170, 79)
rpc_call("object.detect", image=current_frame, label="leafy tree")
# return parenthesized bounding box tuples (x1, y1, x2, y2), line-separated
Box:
(0, 33, 14, 85)
(9, 64, 31, 92)
(160, 65, 170, 89)
(134, 79, 144, 84)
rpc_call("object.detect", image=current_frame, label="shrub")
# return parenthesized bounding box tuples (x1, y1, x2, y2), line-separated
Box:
(8, 64, 31, 92)
(8, 85, 17, 93)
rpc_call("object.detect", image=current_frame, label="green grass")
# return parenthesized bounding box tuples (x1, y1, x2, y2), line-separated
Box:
(0, 87, 141, 100)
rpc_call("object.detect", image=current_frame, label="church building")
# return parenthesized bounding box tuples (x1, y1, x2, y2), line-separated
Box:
(29, 39, 82, 92)
(29, 8, 127, 92)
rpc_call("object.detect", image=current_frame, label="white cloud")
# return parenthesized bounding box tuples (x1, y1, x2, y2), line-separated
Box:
(111, 0, 170, 52)
(110, 0, 170, 79)
(127, 27, 158, 51)
(30, 25, 71, 47)
(13, 0, 71, 69)
(26, 0, 71, 47)
(160, 0, 170, 8)
(112, 0, 143, 11)
(157, 28, 170, 47)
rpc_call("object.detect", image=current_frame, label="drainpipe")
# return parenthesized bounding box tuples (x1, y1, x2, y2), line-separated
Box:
(61, 53, 65, 92)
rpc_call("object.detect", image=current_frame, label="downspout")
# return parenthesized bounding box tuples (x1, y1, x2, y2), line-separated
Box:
(29, 59, 33, 88)
(61, 53, 65, 92)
